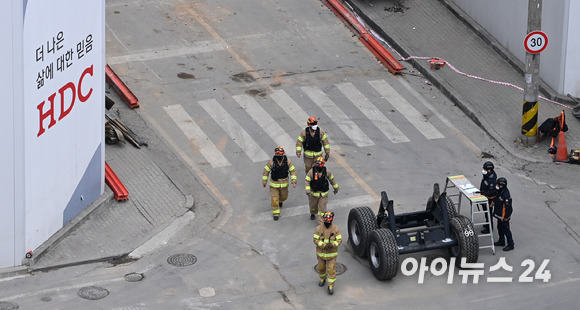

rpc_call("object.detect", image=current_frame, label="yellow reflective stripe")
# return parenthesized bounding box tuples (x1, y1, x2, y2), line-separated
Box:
(324, 145, 330, 150)
(289, 166, 295, 171)
(328, 175, 334, 180)
(291, 175, 297, 180)
(317, 241, 323, 247)
(318, 211, 325, 216)
(270, 183, 289, 188)
(304, 150, 323, 156)
(264, 166, 271, 172)
(332, 241, 339, 246)
(298, 136, 304, 142)
(305, 176, 311, 181)
(316, 252, 338, 258)
(273, 209, 280, 214)
(327, 278, 336, 283)
(313, 234, 320, 239)
(335, 235, 342, 240)
(332, 184, 338, 189)
(262, 176, 268, 180)
(305, 186, 311, 191)
(321, 134, 327, 140)
(320, 273, 327, 278)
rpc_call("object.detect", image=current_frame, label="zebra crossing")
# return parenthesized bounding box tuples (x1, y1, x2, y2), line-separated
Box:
(164, 79, 447, 168)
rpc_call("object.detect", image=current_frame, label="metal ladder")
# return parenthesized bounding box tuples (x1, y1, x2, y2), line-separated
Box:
(444, 176, 495, 254)
(471, 200, 495, 254)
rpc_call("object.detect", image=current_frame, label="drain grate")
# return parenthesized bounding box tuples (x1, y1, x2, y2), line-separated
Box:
(124, 272, 144, 282)
(77, 286, 109, 300)
(313, 262, 346, 275)
(167, 253, 197, 267)
(0, 301, 19, 310)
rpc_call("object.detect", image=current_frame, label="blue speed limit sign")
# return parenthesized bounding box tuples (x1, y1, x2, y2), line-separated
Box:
(524, 31, 548, 54)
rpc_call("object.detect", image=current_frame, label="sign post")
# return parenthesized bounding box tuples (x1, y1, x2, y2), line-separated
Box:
(521, 0, 545, 146)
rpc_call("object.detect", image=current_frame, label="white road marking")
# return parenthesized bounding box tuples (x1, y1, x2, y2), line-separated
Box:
(369, 79, 444, 140)
(302, 86, 374, 147)
(106, 41, 224, 64)
(270, 89, 311, 128)
(164, 105, 231, 168)
(199, 99, 269, 162)
(233, 94, 295, 153)
(337, 82, 410, 143)
(252, 194, 376, 222)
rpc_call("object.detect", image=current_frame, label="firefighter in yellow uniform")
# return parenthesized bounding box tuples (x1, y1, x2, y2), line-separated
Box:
(305, 157, 338, 222)
(263, 147, 297, 220)
(296, 117, 330, 175)
(313, 211, 342, 295)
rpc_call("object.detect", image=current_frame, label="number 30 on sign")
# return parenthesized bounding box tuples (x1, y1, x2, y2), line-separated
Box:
(524, 31, 548, 54)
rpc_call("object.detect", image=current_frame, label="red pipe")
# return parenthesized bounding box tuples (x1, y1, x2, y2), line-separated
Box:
(323, 0, 403, 74)
(105, 64, 140, 108)
(105, 162, 129, 201)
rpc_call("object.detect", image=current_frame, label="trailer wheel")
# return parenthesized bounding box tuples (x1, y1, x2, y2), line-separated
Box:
(348, 207, 378, 258)
(448, 215, 479, 266)
(443, 195, 458, 219)
(368, 228, 399, 280)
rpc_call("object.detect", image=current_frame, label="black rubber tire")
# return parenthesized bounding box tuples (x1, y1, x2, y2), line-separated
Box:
(448, 215, 479, 267)
(368, 228, 399, 280)
(348, 207, 378, 258)
(443, 195, 458, 219)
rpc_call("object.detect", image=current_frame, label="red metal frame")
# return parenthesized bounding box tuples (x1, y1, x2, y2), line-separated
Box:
(105, 64, 140, 108)
(105, 162, 129, 201)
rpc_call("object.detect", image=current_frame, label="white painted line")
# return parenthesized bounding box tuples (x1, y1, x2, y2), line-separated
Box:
(337, 82, 410, 143)
(199, 99, 270, 162)
(129, 211, 196, 259)
(106, 41, 224, 64)
(369, 79, 445, 140)
(252, 194, 376, 222)
(302, 86, 374, 147)
(164, 105, 231, 168)
(233, 94, 295, 153)
(270, 89, 311, 128)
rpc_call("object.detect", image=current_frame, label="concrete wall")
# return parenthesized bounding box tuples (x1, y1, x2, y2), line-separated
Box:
(450, 0, 579, 97)
(0, 0, 105, 269)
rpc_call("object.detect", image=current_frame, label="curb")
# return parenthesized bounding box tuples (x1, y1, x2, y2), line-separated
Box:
(21, 189, 115, 268)
(343, 0, 551, 164)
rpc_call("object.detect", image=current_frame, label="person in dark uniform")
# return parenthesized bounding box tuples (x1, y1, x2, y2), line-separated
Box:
(296, 117, 330, 175)
(493, 177, 514, 251)
(478, 161, 497, 234)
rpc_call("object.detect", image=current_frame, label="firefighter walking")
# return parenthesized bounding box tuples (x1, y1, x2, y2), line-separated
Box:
(305, 157, 338, 221)
(313, 211, 342, 295)
(262, 147, 297, 221)
(296, 117, 330, 175)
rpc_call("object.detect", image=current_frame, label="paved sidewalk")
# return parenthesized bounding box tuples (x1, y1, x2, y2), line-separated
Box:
(345, 0, 579, 163)
(0, 96, 192, 278)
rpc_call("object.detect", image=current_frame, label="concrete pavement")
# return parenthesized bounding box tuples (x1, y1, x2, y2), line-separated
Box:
(2, 0, 579, 280)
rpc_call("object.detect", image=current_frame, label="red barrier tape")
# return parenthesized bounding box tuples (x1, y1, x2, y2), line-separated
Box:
(105, 64, 140, 108)
(323, 0, 403, 74)
(105, 162, 129, 201)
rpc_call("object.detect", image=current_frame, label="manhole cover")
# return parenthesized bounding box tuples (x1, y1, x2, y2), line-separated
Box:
(167, 253, 197, 267)
(40, 296, 52, 302)
(0, 301, 19, 310)
(77, 286, 109, 300)
(313, 262, 346, 275)
(124, 272, 144, 282)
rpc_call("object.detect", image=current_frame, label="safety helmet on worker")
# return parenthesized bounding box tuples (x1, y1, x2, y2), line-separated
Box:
(322, 211, 334, 223)
(274, 146, 285, 156)
(307, 117, 318, 126)
(483, 161, 494, 171)
(314, 156, 325, 167)
(497, 177, 507, 187)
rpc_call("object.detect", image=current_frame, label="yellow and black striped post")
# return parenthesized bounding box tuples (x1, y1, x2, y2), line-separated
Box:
(521, 100, 538, 136)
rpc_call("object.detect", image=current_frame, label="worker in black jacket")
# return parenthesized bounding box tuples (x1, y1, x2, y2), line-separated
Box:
(493, 177, 514, 251)
(479, 161, 497, 234)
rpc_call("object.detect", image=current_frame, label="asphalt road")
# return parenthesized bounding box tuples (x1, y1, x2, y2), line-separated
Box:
(0, 0, 578, 309)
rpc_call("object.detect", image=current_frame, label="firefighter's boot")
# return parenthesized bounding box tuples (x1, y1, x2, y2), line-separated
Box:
(318, 278, 325, 287)
(328, 285, 334, 295)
